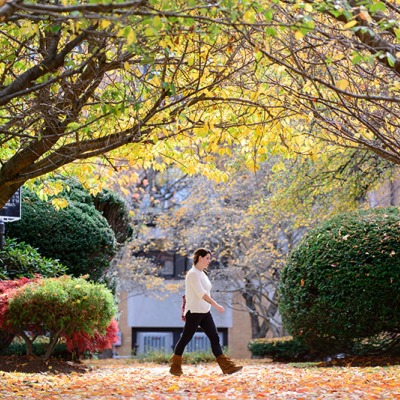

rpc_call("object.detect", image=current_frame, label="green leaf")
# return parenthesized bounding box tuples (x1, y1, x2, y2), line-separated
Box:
(265, 27, 277, 37)
(152, 15, 163, 30)
(369, 2, 386, 13)
(264, 9, 273, 21)
(145, 27, 156, 37)
(351, 52, 363, 65)
(51, 25, 61, 33)
(386, 52, 396, 67)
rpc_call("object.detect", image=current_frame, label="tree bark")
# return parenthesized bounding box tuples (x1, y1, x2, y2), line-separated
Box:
(43, 328, 64, 362)
(20, 331, 34, 356)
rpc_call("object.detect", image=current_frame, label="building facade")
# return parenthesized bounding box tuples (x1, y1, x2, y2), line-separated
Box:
(115, 251, 252, 359)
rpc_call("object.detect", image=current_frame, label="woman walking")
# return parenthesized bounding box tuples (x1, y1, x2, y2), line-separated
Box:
(169, 248, 243, 376)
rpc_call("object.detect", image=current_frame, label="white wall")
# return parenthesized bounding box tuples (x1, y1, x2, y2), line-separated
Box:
(127, 291, 233, 328)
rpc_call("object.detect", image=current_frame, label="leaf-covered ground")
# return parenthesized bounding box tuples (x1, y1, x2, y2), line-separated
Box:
(0, 358, 399, 399)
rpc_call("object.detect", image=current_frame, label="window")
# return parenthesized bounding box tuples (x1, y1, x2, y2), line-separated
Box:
(133, 328, 228, 355)
(136, 332, 174, 354)
(185, 332, 224, 353)
(161, 259, 174, 276)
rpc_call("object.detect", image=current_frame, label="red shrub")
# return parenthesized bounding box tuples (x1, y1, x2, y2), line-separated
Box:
(0, 276, 39, 331)
(65, 319, 119, 356)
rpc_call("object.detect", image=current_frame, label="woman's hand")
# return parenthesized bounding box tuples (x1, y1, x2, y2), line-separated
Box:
(215, 303, 225, 313)
(203, 294, 225, 313)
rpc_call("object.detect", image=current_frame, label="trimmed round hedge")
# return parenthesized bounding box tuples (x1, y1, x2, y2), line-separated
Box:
(6, 187, 117, 281)
(279, 207, 400, 356)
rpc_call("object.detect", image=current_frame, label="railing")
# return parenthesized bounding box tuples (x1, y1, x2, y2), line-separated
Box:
(137, 331, 223, 354)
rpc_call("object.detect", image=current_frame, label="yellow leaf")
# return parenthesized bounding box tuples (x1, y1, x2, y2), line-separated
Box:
(304, 3, 313, 12)
(272, 161, 286, 172)
(337, 79, 349, 91)
(53, 182, 64, 195)
(294, 30, 304, 40)
(145, 27, 155, 37)
(343, 20, 357, 29)
(167, 384, 180, 392)
(51, 198, 69, 209)
(124, 61, 130, 72)
(152, 15, 163, 30)
(127, 28, 137, 45)
(100, 20, 111, 29)
(187, 54, 195, 66)
(243, 10, 255, 23)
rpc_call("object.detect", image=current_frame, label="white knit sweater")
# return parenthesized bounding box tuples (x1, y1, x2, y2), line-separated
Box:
(184, 266, 212, 314)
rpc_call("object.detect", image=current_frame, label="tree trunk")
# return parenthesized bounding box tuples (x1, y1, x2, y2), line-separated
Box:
(242, 290, 269, 339)
(0, 184, 22, 209)
(242, 282, 282, 339)
(265, 291, 281, 338)
(20, 331, 34, 356)
(42, 328, 63, 361)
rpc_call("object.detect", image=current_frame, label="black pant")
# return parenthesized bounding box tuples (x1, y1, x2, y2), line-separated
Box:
(174, 311, 223, 358)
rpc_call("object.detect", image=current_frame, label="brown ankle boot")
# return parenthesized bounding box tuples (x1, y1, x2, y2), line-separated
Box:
(169, 354, 183, 376)
(216, 354, 243, 374)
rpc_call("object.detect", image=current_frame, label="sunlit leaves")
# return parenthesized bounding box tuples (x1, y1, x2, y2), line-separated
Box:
(336, 79, 349, 91)
(1, 0, 400, 209)
(120, 25, 137, 45)
(0, 0, 306, 203)
(343, 20, 358, 29)
(2, 353, 400, 398)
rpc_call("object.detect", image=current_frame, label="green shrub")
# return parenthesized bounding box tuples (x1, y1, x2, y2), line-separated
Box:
(0, 238, 67, 280)
(183, 350, 216, 364)
(93, 189, 133, 244)
(136, 350, 215, 364)
(248, 336, 310, 361)
(7, 276, 116, 336)
(7, 187, 117, 281)
(279, 207, 400, 356)
(6, 276, 117, 360)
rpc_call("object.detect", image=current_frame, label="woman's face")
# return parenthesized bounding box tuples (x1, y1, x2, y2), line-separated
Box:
(197, 253, 211, 269)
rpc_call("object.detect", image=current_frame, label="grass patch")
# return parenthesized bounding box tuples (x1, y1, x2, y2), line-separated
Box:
(135, 350, 216, 364)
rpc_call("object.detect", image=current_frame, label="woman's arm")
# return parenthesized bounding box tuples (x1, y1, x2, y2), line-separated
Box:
(202, 293, 225, 313)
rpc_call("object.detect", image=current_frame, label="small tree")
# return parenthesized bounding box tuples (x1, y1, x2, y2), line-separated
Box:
(0, 235, 67, 353)
(279, 207, 400, 356)
(4, 276, 117, 361)
(0, 277, 39, 353)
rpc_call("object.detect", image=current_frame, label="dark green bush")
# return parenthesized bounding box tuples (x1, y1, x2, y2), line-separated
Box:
(93, 189, 133, 244)
(248, 336, 310, 361)
(0, 238, 67, 279)
(279, 207, 400, 356)
(6, 187, 117, 281)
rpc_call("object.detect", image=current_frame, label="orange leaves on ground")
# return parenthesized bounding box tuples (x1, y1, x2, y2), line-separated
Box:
(0, 359, 400, 399)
